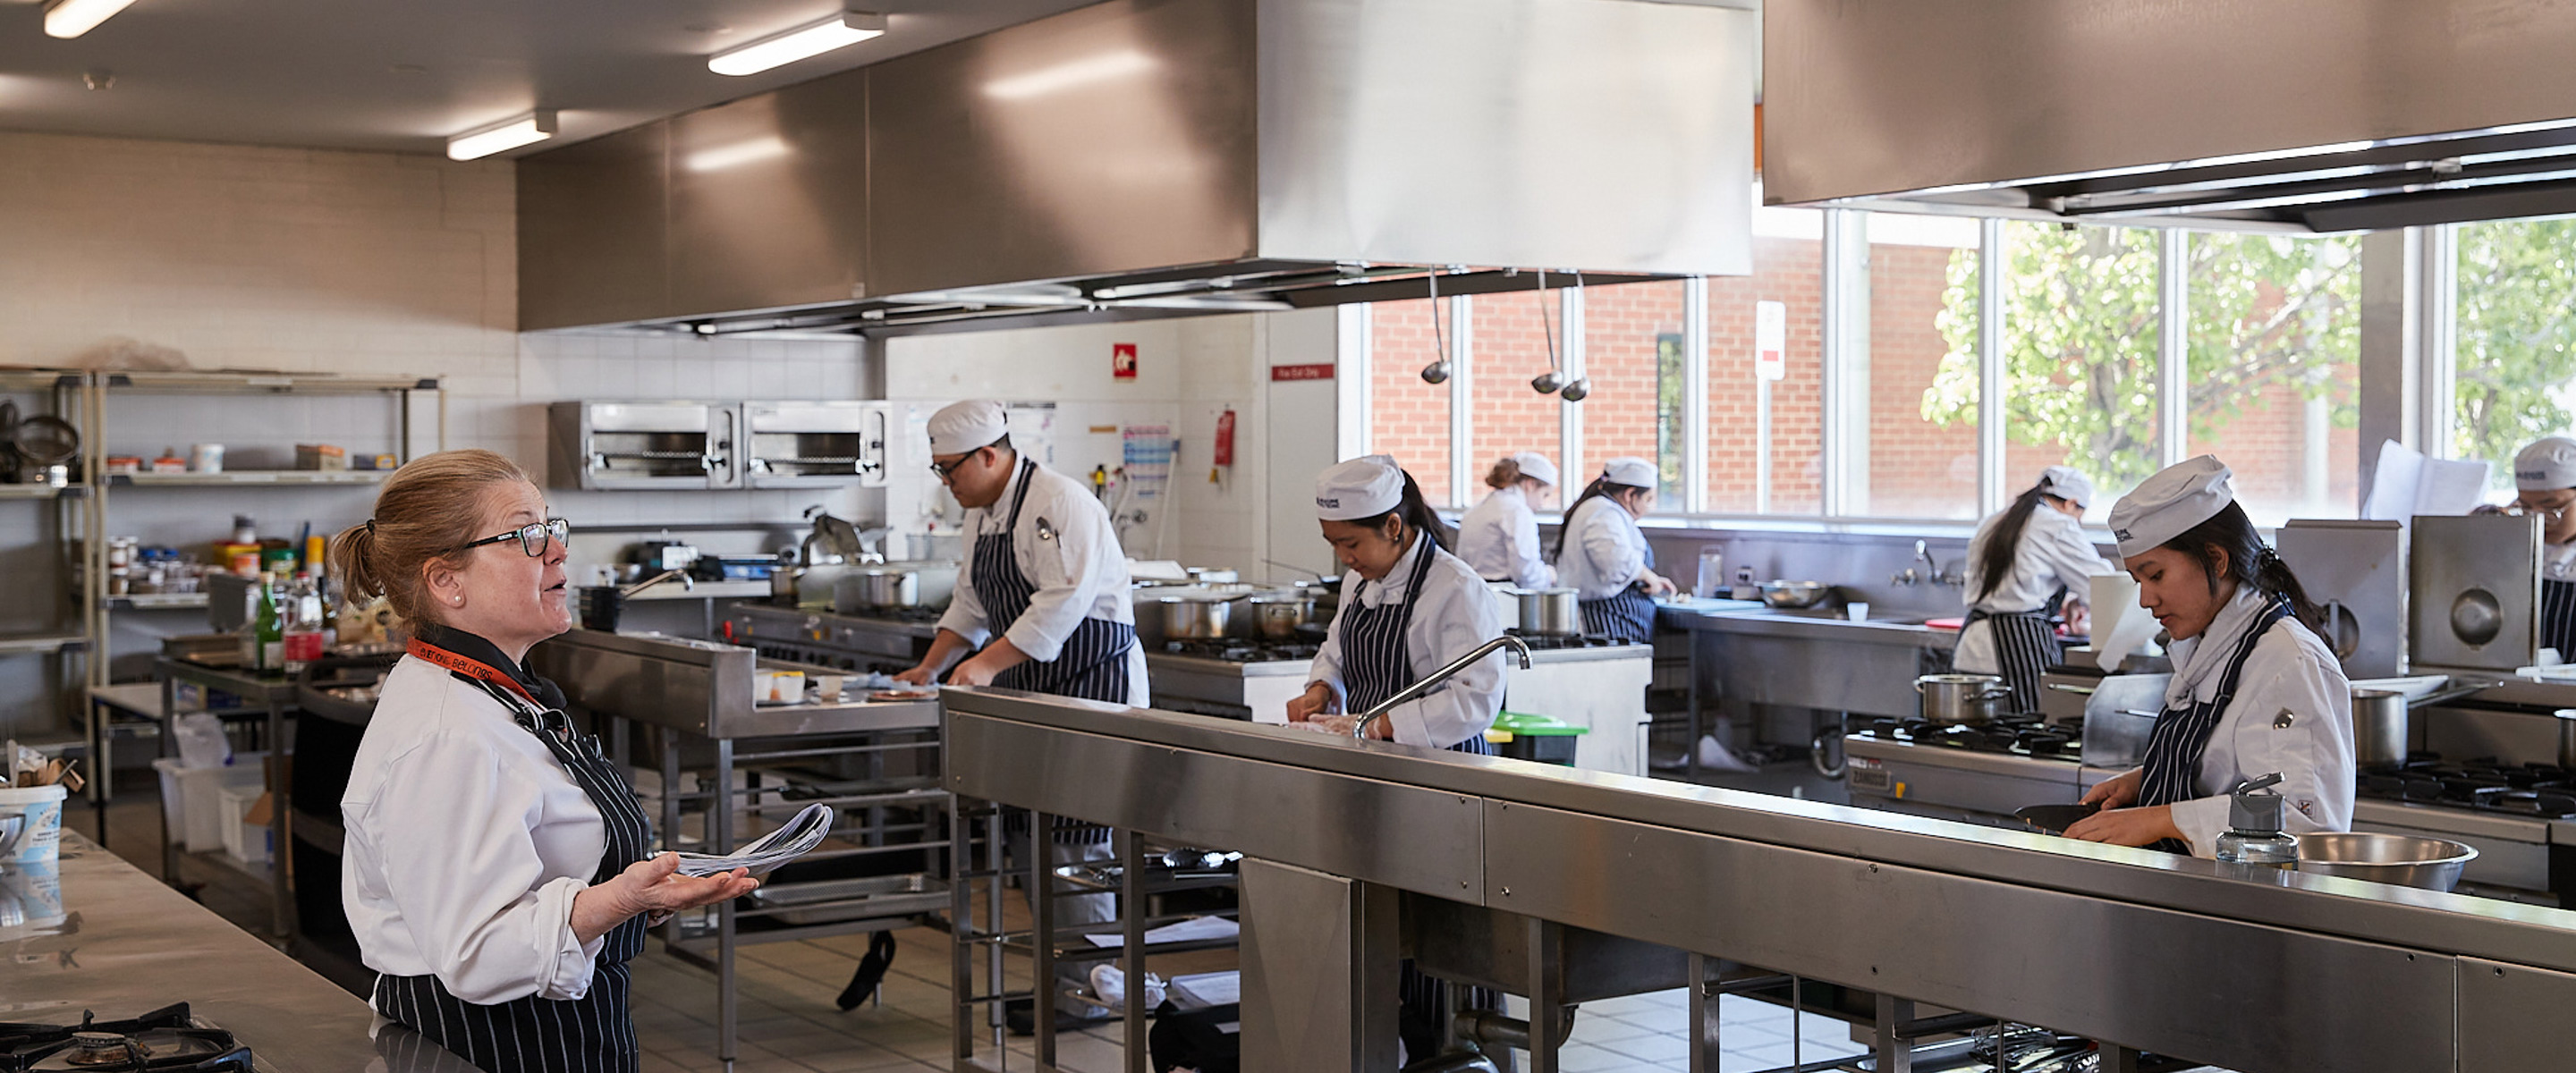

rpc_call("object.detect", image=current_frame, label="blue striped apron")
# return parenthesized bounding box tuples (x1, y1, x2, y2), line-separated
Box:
(1964, 585, 2067, 714)
(1576, 507, 1657, 642)
(373, 675, 653, 1073)
(1338, 533, 1502, 1057)
(977, 457, 1134, 845)
(2541, 579, 2576, 661)
(2134, 600, 2288, 855)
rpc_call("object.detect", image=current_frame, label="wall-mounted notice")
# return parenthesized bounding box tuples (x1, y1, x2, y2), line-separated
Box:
(1754, 300, 1785, 383)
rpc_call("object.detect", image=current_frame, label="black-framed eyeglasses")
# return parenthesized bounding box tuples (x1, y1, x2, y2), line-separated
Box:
(2506, 501, 2572, 522)
(928, 449, 986, 484)
(458, 518, 570, 557)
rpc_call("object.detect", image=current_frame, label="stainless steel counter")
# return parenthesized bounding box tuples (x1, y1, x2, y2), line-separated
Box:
(944, 686, 2576, 1072)
(0, 831, 379, 1070)
(532, 626, 940, 738)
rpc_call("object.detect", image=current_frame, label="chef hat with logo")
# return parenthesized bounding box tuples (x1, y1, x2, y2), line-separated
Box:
(2036, 465, 2097, 510)
(2107, 455, 2236, 560)
(2515, 436, 2576, 491)
(1315, 455, 1407, 521)
(926, 400, 1008, 455)
(1602, 457, 1657, 489)
(1510, 452, 1560, 487)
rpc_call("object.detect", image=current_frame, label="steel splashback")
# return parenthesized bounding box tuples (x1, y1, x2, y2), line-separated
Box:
(1764, 0, 2576, 232)
(520, 0, 1753, 335)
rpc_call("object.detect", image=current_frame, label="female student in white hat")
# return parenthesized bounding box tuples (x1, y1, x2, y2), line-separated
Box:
(2508, 436, 2576, 659)
(2065, 455, 2355, 855)
(1284, 454, 1506, 1060)
(1955, 466, 2114, 714)
(1553, 456, 1675, 642)
(1456, 452, 1560, 588)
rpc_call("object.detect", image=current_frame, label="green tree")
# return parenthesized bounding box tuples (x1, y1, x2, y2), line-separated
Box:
(2453, 217, 2576, 473)
(1920, 225, 2360, 488)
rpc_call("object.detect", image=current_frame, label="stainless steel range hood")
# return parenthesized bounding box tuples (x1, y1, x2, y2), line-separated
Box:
(520, 0, 1754, 335)
(1763, 0, 2576, 232)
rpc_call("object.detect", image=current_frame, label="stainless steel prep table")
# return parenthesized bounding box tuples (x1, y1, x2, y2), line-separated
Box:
(944, 685, 2576, 1073)
(1670, 604, 1960, 777)
(1, 830, 378, 1070)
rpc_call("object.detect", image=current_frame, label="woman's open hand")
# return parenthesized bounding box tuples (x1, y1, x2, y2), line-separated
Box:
(573, 853, 758, 943)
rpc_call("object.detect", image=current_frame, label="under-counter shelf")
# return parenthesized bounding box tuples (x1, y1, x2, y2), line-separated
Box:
(0, 483, 87, 500)
(103, 593, 211, 611)
(0, 632, 88, 655)
(100, 370, 440, 394)
(107, 469, 391, 486)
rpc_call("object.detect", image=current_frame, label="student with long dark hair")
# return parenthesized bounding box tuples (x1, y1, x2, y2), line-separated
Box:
(1553, 457, 1674, 642)
(2065, 456, 2353, 857)
(1956, 466, 2114, 714)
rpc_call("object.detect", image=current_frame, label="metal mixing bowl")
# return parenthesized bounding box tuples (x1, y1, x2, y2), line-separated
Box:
(2295, 832, 2478, 891)
(1758, 580, 1834, 609)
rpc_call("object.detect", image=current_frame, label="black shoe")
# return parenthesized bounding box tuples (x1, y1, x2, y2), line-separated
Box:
(835, 931, 898, 1011)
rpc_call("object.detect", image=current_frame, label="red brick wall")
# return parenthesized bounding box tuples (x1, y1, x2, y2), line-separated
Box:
(1868, 243, 1980, 519)
(1470, 289, 1575, 507)
(1707, 238, 1826, 513)
(1580, 279, 1686, 490)
(1367, 298, 1453, 502)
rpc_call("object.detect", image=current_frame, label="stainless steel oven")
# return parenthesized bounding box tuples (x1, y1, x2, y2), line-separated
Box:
(548, 401, 741, 491)
(741, 401, 889, 488)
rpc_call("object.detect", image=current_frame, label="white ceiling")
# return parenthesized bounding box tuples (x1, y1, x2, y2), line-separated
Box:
(0, 0, 1096, 155)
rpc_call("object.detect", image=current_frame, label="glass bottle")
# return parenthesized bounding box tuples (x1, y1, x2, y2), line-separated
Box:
(2215, 773, 2299, 870)
(283, 576, 326, 675)
(252, 571, 284, 673)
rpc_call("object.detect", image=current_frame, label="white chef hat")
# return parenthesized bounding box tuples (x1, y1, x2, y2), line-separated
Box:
(2108, 455, 2236, 560)
(1510, 452, 1559, 487)
(2515, 436, 2576, 491)
(1602, 456, 1657, 489)
(1315, 455, 1407, 520)
(2036, 465, 2097, 510)
(926, 400, 1008, 455)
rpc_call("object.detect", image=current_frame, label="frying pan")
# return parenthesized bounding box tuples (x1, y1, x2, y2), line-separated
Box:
(2014, 802, 2100, 833)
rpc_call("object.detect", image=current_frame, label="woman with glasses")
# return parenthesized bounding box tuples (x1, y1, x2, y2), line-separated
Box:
(332, 450, 758, 1072)
(2511, 436, 2576, 659)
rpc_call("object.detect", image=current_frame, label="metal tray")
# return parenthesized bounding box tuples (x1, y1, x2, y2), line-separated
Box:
(743, 874, 948, 926)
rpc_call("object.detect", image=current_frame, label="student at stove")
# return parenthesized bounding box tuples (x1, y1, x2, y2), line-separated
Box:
(2064, 456, 2355, 856)
(1955, 466, 2114, 714)
(2507, 436, 2576, 660)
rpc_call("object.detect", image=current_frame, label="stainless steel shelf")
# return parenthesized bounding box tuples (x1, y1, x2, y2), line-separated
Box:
(0, 483, 86, 500)
(104, 593, 211, 611)
(0, 632, 88, 655)
(100, 370, 439, 394)
(0, 369, 84, 392)
(109, 470, 391, 487)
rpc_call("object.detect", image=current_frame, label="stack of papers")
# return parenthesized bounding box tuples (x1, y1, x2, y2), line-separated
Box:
(1169, 970, 1241, 1010)
(674, 802, 835, 877)
(1081, 915, 1241, 948)
(2362, 439, 2492, 523)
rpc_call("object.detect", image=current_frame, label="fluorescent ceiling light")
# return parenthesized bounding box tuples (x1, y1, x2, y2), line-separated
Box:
(983, 49, 1157, 101)
(708, 10, 886, 76)
(45, 0, 138, 39)
(447, 110, 558, 162)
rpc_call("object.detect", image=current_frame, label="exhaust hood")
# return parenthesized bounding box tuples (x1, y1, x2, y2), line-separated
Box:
(1763, 0, 2576, 232)
(520, 0, 1754, 335)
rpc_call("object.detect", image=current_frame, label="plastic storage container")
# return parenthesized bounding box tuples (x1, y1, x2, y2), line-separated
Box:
(153, 754, 267, 853)
(218, 783, 271, 866)
(0, 784, 67, 864)
(1487, 712, 1589, 766)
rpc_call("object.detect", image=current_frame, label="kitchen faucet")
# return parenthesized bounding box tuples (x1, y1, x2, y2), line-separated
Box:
(1353, 636, 1534, 739)
(1892, 539, 1964, 588)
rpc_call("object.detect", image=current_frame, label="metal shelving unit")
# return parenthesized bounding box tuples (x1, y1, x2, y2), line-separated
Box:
(108, 470, 394, 487)
(0, 369, 95, 736)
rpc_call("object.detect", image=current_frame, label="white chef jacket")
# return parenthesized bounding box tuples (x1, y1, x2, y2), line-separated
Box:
(1456, 486, 1555, 588)
(1555, 496, 1648, 601)
(2147, 587, 2356, 856)
(938, 458, 1149, 706)
(1953, 505, 2115, 675)
(1305, 534, 1506, 748)
(2546, 540, 2576, 581)
(343, 655, 609, 1004)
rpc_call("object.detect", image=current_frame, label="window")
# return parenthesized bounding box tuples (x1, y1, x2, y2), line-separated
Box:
(2453, 215, 2576, 490)
(1580, 278, 1687, 501)
(1707, 198, 1826, 514)
(1869, 211, 1982, 520)
(1366, 297, 1454, 504)
(1469, 288, 1572, 512)
(2183, 232, 2361, 526)
(1979, 222, 2164, 522)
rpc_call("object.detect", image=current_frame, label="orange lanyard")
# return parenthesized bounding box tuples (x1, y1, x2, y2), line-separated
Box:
(406, 637, 537, 704)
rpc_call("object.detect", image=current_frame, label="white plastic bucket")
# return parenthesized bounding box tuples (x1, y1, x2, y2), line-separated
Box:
(153, 754, 267, 853)
(0, 784, 67, 864)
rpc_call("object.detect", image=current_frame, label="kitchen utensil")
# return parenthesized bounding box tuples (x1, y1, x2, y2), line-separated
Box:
(2013, 802, 2098, 833)
(1516, 587, 1582, 636)
(836, 567, 920, 611)
(1157, 594, 1239, 639)
(2294, 832, 2477, 891)
(1758, 580, 1834, 609)
(1248, 592, 1316, 640)
(1915, 673, 2010, 725)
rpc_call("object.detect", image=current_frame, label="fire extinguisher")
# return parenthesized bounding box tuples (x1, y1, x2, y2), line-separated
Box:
(1210, 408, 1235, 482)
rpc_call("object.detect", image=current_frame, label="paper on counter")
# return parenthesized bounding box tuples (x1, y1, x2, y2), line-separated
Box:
(2086, 574, 2158, 670)
(1083, 915, 1241, 948)
(674, 801, 835, 878)
(2363, 439, 2494, 523)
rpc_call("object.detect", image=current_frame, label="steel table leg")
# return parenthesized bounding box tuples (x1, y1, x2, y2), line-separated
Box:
(1121, 830, 1147, 1073)
(1872, 993, 1914, 1073)
(951, 798, 973, 1066)
(988, 806, 1006, 1049)
(716, 736, 736, 1069)
(657, 727, 681, 855)
(1686, 954, 1720, 1073)
(1032, 810, 1058, 1072)
(1525, 918, 1564, 1073)
(1685, 629, 1703, 781)
(2097, 1042, 2142, 1073)
(85, 694, 107, 849)
(158, 677, 177, 884)
(267, 693, 291, 941)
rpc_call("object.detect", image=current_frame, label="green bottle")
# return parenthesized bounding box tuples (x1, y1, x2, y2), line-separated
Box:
(253, 570, 284, 672)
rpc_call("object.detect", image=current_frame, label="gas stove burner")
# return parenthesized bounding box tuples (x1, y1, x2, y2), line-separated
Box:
(2358, 755, 2576, 817)
(843, 604, 946, 624)
(1161, 638, 1323, 663)
(1852, 714, 2081, 761)
(0, 1005, 250, 1073)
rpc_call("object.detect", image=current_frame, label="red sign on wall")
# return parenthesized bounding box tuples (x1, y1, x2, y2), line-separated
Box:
(1113, 342, 1139, 380)
(1270, 362, 1336, 382)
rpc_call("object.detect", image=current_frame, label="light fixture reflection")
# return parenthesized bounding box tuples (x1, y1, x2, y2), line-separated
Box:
(708, 11, 886, 76)
(983, 50, 1157, 101)
(45, 0, 138, 38)
(447, 111, 558, 162)
(684, 136, 793, 173)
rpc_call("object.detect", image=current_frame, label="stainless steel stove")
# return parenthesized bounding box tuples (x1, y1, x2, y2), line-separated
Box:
(2349, 756, 2576, 904)
(1843, 714, 2112, 826)
(725, 601, 940, 673)
(0, 1005, 250, 1073)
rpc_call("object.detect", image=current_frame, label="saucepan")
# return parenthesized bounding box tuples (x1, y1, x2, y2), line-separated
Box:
(1916, 673, 2011, 725)
(1516, 588, 1581, 637)
(2351, 682, 2487, 766)
(1157, 594, 1241, 640)
(1247, 592, 1317, 640)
